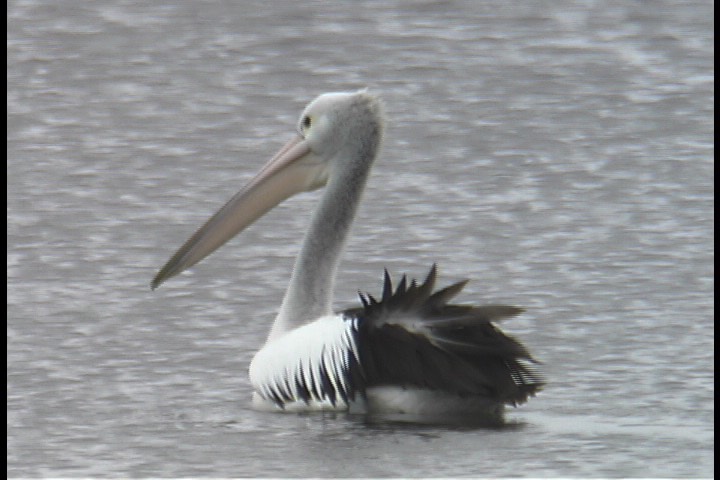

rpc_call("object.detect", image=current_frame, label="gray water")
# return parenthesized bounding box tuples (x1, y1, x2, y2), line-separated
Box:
(7, 0, 714, 477)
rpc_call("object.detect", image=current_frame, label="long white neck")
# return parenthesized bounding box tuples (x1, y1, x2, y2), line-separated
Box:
(267, 143, 377, 342)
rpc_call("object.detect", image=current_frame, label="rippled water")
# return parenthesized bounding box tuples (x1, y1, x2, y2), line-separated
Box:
(7, 0, 713, 477)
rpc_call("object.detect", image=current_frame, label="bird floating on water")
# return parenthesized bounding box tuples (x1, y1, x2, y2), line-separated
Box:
(152, 90, 543, 423)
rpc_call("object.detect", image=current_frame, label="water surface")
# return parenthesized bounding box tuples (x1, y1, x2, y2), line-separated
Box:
(7, 0, 714, 477)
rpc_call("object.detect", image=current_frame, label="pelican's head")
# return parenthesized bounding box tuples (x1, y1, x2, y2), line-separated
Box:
(151, 90, 384, 289)
(297, 91, 384, 165)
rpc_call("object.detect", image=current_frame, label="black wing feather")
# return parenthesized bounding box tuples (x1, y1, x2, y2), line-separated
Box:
(344, 265, 544, 406)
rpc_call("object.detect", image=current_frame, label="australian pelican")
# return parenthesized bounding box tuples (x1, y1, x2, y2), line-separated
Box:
(152, 90, 543, 421)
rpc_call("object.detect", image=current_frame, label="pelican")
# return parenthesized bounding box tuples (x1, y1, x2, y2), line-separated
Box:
(152, 90, 543, 422)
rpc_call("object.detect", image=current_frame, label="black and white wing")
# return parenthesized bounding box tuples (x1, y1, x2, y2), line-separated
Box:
(249, 265, 544, 409)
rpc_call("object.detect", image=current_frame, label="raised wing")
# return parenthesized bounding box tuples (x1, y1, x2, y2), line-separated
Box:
(249, 265, 544, 409)
(350, 265, 544, 406)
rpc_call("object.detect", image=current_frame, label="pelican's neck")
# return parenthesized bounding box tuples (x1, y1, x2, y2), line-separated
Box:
(268, 146, 376, 342)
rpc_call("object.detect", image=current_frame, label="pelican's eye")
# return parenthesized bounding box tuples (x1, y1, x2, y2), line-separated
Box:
(301, 115, 312, 132)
